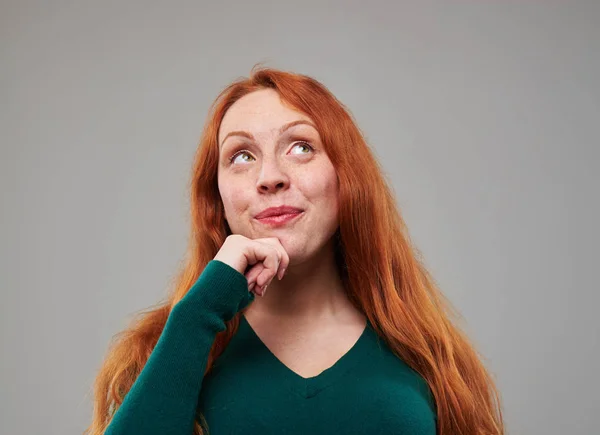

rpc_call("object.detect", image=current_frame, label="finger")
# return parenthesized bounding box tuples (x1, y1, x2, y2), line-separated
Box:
(257, 237, 288, 281)
(267, 237, 289, 280)
(277, 246, 290, 280)
(245, 263, 265, 287)
(243, 240, 280, 294)
(249, 240, 281, 287)
(258, 245, 280, 287)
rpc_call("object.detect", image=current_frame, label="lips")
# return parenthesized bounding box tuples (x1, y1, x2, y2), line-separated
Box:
(255, 205, 304, 219)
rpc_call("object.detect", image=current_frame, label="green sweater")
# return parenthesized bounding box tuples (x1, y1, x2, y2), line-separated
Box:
(105, 260, 437, 434)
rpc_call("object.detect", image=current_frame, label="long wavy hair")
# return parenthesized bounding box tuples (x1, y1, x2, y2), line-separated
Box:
(85, 65, 504, 434)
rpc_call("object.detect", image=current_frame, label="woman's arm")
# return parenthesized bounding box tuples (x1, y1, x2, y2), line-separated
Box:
(105, 260, 254, 435)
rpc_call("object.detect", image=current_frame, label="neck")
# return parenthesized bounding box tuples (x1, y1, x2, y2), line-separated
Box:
(247, 240, 353, 322)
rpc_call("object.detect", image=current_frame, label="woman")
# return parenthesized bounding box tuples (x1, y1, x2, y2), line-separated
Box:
(86, 66, 504, 434)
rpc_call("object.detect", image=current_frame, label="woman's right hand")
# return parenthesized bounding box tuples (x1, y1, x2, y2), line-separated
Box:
(213, 234, 290, 297)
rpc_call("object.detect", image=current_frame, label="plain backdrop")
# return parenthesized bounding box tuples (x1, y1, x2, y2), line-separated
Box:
(1, 1, 598, 434)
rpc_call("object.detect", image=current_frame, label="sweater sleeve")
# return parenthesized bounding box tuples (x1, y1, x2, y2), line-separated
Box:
(104, 259, 254, 435)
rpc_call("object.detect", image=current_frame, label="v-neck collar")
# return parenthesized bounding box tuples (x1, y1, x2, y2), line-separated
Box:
(239, 314, 373, 399)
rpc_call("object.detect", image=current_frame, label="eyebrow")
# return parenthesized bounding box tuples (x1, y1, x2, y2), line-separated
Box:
(219, 119, 318, 149)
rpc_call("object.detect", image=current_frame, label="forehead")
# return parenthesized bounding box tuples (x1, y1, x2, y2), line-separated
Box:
(218, 89, 314, 142)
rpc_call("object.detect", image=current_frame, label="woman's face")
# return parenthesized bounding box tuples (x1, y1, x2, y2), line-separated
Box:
(217, 88, 339, 264)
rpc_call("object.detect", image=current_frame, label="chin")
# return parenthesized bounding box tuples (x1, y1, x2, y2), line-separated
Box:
(287, 240, 330, 266)
(268, 237, 304, 262)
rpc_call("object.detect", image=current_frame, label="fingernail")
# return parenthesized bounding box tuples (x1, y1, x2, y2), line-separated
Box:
(278, 268, 286, 280)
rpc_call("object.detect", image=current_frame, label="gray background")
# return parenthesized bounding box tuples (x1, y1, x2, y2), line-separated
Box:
(1, 1, 598, 434)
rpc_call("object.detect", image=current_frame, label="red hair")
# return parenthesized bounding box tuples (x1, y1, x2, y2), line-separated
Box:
(85, 65, 504, 434)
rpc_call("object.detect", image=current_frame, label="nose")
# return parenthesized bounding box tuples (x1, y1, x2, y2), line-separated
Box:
(256, 156, 289, 193)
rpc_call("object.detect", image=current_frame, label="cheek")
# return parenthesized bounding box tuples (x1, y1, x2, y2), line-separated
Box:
(220, 183, 250, 215)
(322, 161, 339, 193)
(300, 164, 339, 205)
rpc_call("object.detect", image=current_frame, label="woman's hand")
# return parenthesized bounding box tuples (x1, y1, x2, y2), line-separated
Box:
(213, 234, 289, 297)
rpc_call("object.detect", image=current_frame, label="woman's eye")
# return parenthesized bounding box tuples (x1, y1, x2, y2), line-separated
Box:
(290, 141, 314, 154)
(229, 151, 255, 164)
